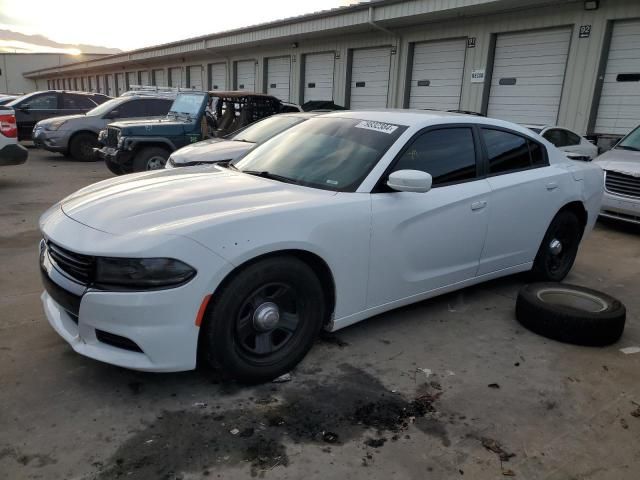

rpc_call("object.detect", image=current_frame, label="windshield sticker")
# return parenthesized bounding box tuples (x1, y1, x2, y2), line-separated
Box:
(355, 120, 399, 134)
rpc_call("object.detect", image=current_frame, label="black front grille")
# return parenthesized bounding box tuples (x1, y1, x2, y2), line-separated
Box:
(105, 127, 119, 148)
(95, 330, 143, 352)
(605, 170, 640, 198)
(47, 241, 95, 284)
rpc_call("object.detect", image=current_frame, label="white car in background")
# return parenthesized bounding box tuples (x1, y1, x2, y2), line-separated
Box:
(525, 125, 598, 161)
(39, 110, 603, 382)
(595, 123, 640, 224)
(166, 113, 319, 168)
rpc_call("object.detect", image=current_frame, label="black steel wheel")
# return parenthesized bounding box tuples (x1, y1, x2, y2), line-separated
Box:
(69, 132, 99, 162)
(203, 256, 325, 383)
(531, 210, 583, 282)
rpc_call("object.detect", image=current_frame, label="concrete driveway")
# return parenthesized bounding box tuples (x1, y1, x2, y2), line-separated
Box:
(1, 149, 639, 480)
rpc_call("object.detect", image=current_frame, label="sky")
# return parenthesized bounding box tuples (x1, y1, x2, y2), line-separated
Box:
(0, 0, 360, 52)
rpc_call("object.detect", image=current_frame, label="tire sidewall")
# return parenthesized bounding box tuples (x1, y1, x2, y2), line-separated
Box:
(132, 147, 169, 172)
(205, 256, 325, 382)
(532, 210, 583, 282)
(70, 133, 99, 162)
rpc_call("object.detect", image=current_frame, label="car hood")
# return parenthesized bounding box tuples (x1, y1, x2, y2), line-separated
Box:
(37, 114, 86, 127)
(170, 139, 254, 165)
(110, 117, 189, 136)
(58, 166, 336, 236)
(595, 148, 640, 176)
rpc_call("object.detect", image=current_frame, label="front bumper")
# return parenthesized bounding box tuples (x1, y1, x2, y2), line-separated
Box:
(95, 146, 133, 171)
(600, 190, 640, 224)
(39, 210, 233, 372)
(32, 127, 69, 153)
(0, 143, 28, 166)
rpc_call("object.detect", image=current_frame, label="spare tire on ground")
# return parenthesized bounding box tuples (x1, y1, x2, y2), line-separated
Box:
(516, 283, 626, 346)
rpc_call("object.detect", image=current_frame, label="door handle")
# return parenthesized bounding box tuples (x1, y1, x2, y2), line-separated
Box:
(471, 201, 487, 211)
(546, 182, 559, 191)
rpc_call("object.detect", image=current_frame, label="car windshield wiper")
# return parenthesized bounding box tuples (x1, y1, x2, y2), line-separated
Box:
(232, 138, 255, 143)
(241, 170, 298, 185)
(226, 162, 239, 171)
(616, 145, 640, 151)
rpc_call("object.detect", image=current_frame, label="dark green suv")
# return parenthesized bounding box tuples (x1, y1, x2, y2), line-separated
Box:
(97, 91, 289, 174)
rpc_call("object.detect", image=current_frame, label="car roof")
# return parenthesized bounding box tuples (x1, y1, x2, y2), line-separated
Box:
(274, 112, 321, 119)
(317, 109, 539, 135)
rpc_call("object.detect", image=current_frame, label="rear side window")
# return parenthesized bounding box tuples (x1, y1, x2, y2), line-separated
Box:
(63, 94, 95, 109)
(392, 127, 477, 186)
(482, 128, 548, 175)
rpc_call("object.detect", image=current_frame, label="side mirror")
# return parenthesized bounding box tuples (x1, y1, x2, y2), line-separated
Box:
(19, 105, 30, 113)
(387, 170, 432, 193)
(106, 109, 120, 119)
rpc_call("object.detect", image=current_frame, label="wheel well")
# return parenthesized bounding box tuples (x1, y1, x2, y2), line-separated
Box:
(206, 249, 336, 325)
(132, 142, 173, 156)
(69, 130, 97, 146)
(559, 201, 588, 230)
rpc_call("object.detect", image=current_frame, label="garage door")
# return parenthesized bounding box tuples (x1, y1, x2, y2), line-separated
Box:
(487, 28, 571, 125)
(188, 66, 203, 90)
(140, 71, 150, 86)
(236, 60, 255, 91)
(349, 47, 391, 109)
(126, 72, 137, 89)
(266, 56, 291, 101)
(115, 73, 125, 95)
(594, 20, 640, 135)
(153, 69, 165, 87)
(169, 67, 183, 87)
(209, 63, 227, 90)
(106, 74, 115, 96)
(409, 39, 467, 110)
(304, 52, 335, 102)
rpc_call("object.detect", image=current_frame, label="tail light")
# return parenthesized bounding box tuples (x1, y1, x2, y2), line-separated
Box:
(0, 112, 17, 138)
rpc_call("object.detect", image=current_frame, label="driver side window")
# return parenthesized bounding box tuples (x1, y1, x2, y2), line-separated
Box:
(392, 127, 478, 186)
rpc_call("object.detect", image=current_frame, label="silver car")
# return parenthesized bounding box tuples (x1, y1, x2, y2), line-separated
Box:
(595, 124, 640, 224)
(166, 112, 319, 168)
(33, 96, 173, 161)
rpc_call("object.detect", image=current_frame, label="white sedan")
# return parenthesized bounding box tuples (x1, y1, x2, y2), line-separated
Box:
(39, 111, 603, 382)
(524, 125, 598, 161)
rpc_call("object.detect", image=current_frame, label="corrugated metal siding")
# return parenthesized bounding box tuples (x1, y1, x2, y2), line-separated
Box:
(25, 0, 640, 136)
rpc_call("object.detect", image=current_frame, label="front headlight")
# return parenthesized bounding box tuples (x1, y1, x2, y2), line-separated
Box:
(46, 119, 67, 131)
(166, 157, 175, 168)
(117, 136, 125, 149)
(98, 129, 107, 142)
(94, 257, 196, 289)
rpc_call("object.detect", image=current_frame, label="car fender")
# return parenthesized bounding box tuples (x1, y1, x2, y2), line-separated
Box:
(126, 137, 176, 152)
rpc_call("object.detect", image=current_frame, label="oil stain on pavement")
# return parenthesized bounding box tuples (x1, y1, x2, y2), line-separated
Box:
(95, 364, 448, 479)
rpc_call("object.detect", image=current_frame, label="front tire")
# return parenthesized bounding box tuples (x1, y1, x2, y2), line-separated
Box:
(203, 256, 325, 383)
(531, 210, 583, 282)
(69, 132, 99, 162)
(132, 147, 170, 172)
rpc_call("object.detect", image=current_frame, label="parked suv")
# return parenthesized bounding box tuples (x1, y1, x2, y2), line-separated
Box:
(0, 105, 28, 166)
(96, 91, 288, 174)
(6, 91, 110, 141)
(33, 95, 174, 161)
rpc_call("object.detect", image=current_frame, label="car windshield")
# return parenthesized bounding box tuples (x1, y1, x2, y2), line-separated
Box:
(232, 117, 407, 192)
(231, 116, 306, 144)
(616, 125, 640, 152)
(86, 97, 127, 117)
(169, 93, 206, 120)
(6, 93, 32, 107)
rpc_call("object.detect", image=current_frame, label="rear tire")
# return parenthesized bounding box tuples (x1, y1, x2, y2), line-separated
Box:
(69, 132, 99, 162)
(531, 210, 583, 282)
(132, 147, 170, 172)
(202, 256, 325, 383)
